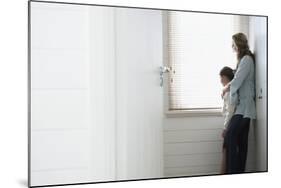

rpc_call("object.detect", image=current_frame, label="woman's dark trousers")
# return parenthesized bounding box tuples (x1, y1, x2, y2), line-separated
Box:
(225, 114, 250, 174)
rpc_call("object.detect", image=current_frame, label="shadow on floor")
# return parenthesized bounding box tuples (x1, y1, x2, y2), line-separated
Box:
(17, 179, 28, 187)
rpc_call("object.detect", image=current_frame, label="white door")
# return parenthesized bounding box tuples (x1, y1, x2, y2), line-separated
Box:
(115, 8, 164, 180)
(250, 17, 268, 172)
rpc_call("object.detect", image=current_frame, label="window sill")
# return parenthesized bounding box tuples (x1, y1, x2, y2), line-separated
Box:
(165, 108, 223, 118)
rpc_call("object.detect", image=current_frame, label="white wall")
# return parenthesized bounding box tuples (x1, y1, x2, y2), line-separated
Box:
(163, 116, 256, 177)
(249, 16, 268, 172)
(30, 2, 164, 186)
(31, 3, 94, 186)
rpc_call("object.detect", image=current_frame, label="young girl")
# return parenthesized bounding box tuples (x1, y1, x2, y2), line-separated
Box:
(219, 66, 235, 174)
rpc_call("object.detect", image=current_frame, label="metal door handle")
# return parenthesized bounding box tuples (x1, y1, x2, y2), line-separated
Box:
(159, 66, 171, 87)
(160, 66, 171, 74)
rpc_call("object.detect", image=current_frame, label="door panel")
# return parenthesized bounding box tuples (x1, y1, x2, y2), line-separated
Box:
(115, 8, 164, 180)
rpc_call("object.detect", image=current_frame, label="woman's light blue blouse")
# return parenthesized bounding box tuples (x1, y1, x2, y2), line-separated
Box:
(230, 55, 256, 119)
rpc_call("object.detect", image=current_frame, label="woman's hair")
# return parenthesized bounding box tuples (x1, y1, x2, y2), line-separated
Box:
(232, 33, 255, 65)
(220, 66, 234, 81)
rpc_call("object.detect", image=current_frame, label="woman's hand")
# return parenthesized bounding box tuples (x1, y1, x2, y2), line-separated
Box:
(221, 83, 230, 98)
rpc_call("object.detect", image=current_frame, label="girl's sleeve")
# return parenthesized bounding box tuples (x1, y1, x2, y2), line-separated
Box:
(229, 56, 252, 105)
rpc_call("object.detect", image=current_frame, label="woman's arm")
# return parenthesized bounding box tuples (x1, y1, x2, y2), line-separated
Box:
(222, 82, 231, 97)
(229, 56, 252, 104)
(224, 94, 235, 129)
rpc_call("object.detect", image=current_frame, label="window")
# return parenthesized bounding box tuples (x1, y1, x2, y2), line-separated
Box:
(167, 12, 249, 110)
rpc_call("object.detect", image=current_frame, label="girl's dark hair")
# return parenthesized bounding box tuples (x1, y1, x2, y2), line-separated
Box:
(232, 33, 255, 66)
(220, 66, 234, 81)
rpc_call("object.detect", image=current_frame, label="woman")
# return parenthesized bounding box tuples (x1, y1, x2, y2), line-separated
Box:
(223, 33, 256, 174)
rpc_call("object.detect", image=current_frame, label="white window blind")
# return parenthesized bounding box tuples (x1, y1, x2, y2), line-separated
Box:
(167, 12, 249, 110)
